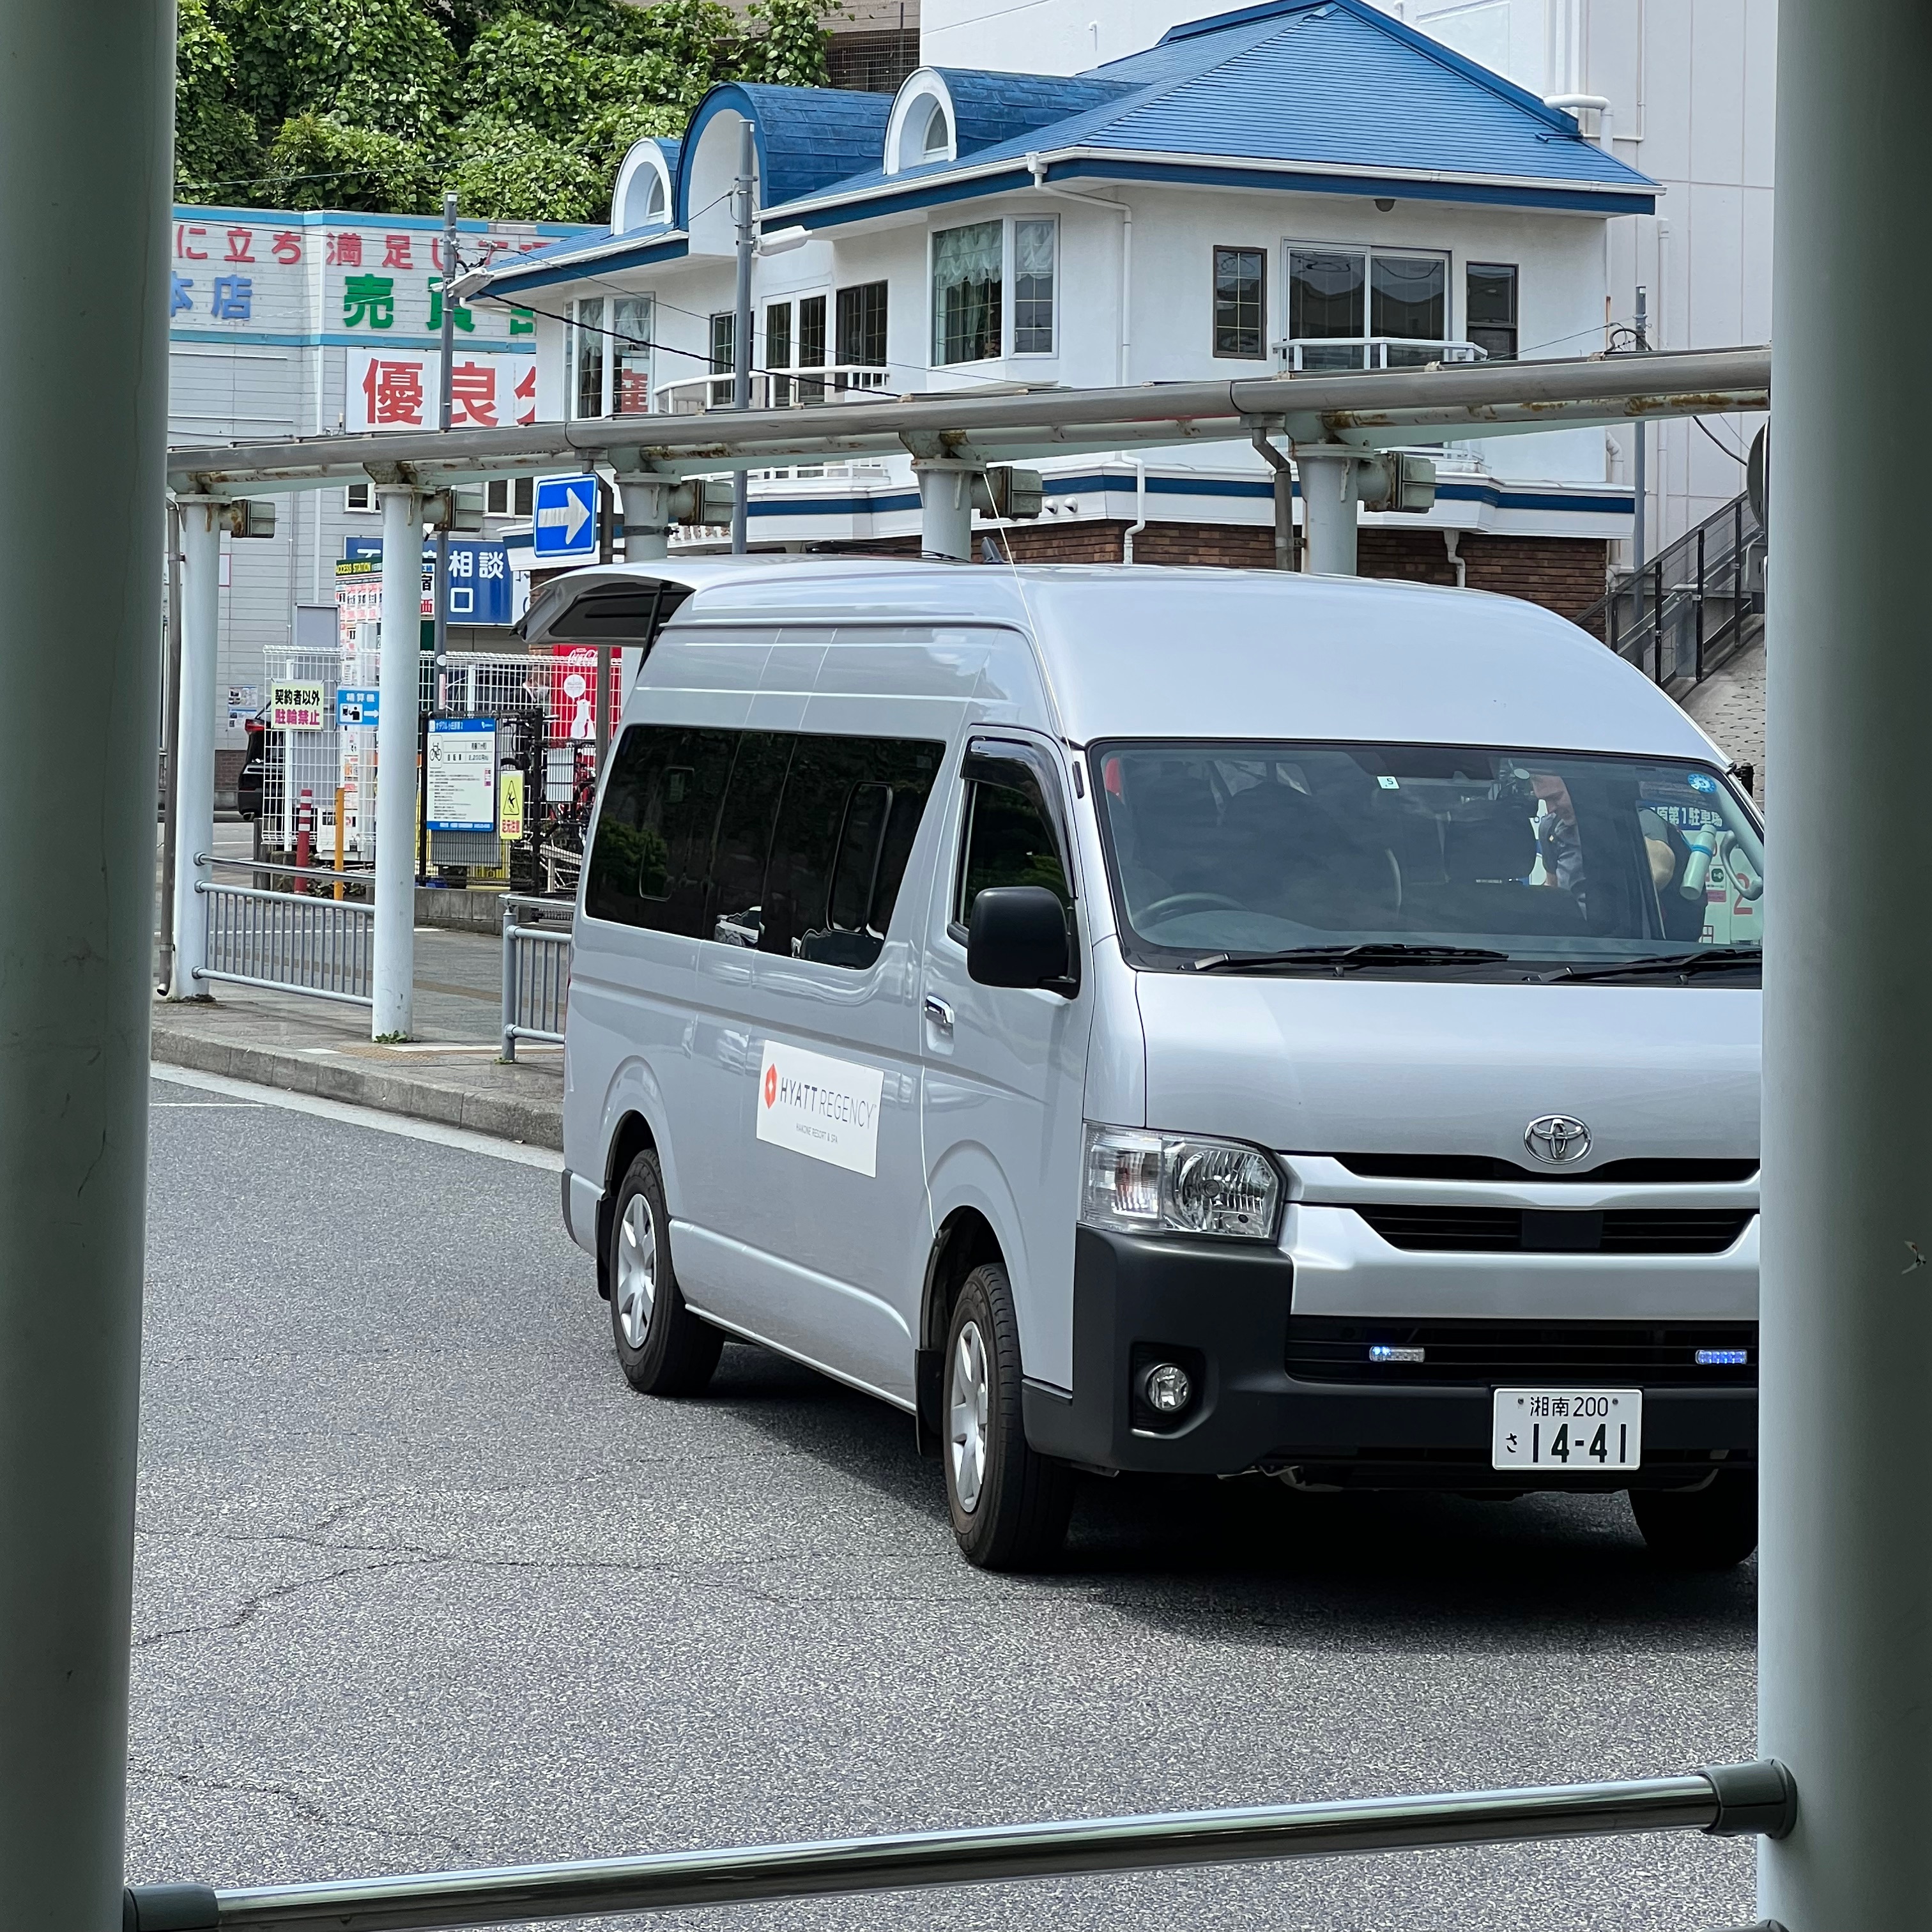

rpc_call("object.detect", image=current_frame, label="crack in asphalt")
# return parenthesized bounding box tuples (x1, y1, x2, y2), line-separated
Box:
(134, 1554, 447, 1650)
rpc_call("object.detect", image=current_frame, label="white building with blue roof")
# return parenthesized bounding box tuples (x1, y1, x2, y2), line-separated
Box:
(468, 0, 1660, 615)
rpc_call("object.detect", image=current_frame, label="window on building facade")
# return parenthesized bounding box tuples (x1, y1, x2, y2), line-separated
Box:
(1013, 218, 1057, 354)
(710, 310, 736, 406)
(613, 294, 653, 413)
(836, 280, 889, 368)
(933, 222, 1004, 364)
(345, 482, 375, 512)
(485, 477, 535, 518)
(1213, 245, 1266, 358)
(1466, 261, 1519, 360)
(766, 299, 793, 404)
(573, 296, 606, 418)
(1288, 245, 1448, 368)
(921, 102, 951, 159)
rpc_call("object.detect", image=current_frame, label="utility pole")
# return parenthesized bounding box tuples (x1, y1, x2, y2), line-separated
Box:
(1632, 284, 1649, 572)
(1759, 4, 1932, 1926)
(731, 120, 755, 556)
(1, 0, 168, 1924)
(433, 192, 458, 678)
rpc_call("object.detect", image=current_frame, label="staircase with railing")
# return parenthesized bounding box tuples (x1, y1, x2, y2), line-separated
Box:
(1579, 489, 1765, 694)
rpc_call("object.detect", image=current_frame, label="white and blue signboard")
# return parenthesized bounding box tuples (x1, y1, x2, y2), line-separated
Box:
(337, 687, 379, 728)
(425, 717, 498, 833)
(532, 473, 601, 563)
(341, 537, 514, 625)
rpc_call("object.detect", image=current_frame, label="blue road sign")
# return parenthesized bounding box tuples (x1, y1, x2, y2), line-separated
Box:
(532, 474, 601, 563)
(337, 687, 379, 728)
(341, 537, 514, 626)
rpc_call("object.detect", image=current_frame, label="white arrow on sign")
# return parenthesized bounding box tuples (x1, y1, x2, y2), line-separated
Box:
(564, 485, 590, 541)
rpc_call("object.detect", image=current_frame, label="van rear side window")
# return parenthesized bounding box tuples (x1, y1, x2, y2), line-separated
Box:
(586, 724, 941, 969)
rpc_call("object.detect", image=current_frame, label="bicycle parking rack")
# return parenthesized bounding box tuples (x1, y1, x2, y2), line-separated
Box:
(123, 1759, 1793, 1931)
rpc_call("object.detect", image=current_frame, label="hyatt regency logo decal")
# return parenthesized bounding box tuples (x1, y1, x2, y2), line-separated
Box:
(757, 1040, 884, 1177)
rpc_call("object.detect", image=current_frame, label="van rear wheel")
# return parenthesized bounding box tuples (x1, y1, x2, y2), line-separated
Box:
(608, 1149, 722, 1397)
(1629, 1468, 1756, 1568)
(944, 1263, 1072, 1570)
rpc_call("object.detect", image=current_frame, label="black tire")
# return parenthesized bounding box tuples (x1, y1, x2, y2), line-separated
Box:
(606, 1149, 722, 1397)
(942, 1262, 1073, 1570)
(1629, 1469, 1757, 1568)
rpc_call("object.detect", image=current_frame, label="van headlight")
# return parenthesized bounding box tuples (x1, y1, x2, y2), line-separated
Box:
(1081, 1124, 1282, 1241)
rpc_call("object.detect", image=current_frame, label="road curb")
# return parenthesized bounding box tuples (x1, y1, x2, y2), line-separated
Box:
(150, 1023, 564, 1150)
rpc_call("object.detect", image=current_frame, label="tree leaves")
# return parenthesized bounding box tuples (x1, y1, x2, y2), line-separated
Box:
(175, 0, 834, 220)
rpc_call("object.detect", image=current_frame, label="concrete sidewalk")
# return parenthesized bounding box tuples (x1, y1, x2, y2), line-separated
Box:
(150, 925, 564, 1148)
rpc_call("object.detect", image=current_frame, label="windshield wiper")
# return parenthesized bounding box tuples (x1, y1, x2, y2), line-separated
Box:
(1537, 945, 1763, 984)
(1182, 943, 1511, 974)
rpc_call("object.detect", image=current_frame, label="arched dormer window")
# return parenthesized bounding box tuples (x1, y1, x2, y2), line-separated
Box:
(645, 174, 666, 220)
(921, 101, 951, 160)
(885, 72, 956, 174)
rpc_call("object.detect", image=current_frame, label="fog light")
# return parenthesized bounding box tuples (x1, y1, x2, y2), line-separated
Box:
(1140, 1361, 1193, 1414)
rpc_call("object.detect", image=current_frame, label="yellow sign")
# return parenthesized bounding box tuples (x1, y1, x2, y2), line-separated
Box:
(498, 769, 525, 843)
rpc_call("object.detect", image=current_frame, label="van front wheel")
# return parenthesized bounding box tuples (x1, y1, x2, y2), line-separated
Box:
(1629, 1468, 1757, 1568)
(608, 1149, 722, 1397)
(944, 1263, 1072, 1570)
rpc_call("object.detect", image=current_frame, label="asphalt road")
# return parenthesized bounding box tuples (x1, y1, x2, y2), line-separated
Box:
(132, 1073, 1758, 1931)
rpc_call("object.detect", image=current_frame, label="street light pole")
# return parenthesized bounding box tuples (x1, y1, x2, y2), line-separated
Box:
(433, 192, 458, 682)
(731, 119, 755, 556)
(0, 0, 169, 1924)
(1759, 3, 1932, 1927)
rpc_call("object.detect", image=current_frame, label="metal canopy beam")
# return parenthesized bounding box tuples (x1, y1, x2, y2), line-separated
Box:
(166, 346, 1770, 497)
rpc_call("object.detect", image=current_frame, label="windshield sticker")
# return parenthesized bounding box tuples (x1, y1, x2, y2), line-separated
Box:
(1686, 772, 1719, 793)
(756, 1039, 884, 1177)
(1376, 775, 1400, 790)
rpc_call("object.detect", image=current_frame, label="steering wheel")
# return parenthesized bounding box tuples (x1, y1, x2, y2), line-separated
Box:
(1139, 892, 1246, 923)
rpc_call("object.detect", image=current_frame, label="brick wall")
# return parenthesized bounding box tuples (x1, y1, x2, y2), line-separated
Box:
(827, 523, 1609, 620)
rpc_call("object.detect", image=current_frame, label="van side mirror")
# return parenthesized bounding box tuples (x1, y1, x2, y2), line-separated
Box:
(967, 886, 1075, 994)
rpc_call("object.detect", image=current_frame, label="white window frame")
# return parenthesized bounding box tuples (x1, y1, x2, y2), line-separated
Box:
(927, 214, 1061, 370)
(344, 482, 376, 513)
(570, 293, 655, 417)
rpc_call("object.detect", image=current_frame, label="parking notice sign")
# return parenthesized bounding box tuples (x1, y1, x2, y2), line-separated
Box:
(425, 717, 497, 832)
(270, 682, 326, 729)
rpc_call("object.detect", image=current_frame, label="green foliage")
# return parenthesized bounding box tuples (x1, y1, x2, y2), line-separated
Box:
(174, 0, 839, 220)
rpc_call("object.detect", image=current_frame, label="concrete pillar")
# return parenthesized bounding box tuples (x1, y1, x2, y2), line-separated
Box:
(166, 498, 224, 998)
(916, 461, 974, 562)
(1758, 3, 1932, 1928)
(372, 486, 421, 1039)
(618, 473, 671, 562)
(1292, 446, 1360, 576)
(0, 0, 169, 1920)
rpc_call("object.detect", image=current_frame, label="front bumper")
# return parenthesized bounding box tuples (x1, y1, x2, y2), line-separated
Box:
(1020, 1228, 1756, 1489)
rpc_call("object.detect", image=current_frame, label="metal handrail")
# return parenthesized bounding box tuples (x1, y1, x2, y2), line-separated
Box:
(500, 896, 572, 1059)
(197, 852, 371, 887)
(123, 1761, 1793, 1931)
(653, 364, 894, 415)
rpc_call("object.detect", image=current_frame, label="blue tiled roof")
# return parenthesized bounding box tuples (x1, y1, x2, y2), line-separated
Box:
(933, 70, 1137, 158)
(680, 84, 893, 223)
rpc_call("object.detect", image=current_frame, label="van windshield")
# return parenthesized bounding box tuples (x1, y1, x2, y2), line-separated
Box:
(1089, 740, 1763, 979)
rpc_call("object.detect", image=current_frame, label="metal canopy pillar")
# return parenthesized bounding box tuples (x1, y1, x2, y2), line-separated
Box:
(1292, 445, 1361, 576)
(372, 485, 422, 1039)
(1758, 3, 1932, 1927)
(617, 471, 671, 562)
(915, 461, 974, 561)
(0, 0, 168, 1922)
(167, 498, 224, 999)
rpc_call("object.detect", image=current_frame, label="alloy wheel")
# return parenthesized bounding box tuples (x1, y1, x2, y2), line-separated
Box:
(615, 1193, 657, 1349)
(949, 1319, 990, 1514)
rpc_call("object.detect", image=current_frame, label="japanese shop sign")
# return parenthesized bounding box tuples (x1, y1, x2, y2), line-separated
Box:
(337, 540, 513, 626)
(169, 210, 564, 371)
(347, 349, 538, 433)
(269, 682, 326, 730)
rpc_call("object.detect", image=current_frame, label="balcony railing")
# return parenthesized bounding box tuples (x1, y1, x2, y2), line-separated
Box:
(1275, 337, 1489, 374)
(653, 365, 894, 415)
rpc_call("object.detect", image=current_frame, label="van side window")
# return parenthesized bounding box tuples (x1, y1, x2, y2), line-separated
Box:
(955, 762, 1071, 928)
(583, 724, 732, 934)
(763, 735, 942, 968)
(707, 732, 793, 947)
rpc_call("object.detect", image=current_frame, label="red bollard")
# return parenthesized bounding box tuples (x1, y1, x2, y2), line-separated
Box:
(295, 785, 313, 883)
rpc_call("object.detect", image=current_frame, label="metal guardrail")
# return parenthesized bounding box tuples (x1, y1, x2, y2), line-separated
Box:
(500, 893, 572, 1059)
(1579, 489, 1765, 693)
(195, 857, 372, 1008)
(122, 1760, 1793, 1931)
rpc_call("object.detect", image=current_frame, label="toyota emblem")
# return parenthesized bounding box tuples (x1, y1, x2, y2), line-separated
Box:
(1524, 1114, 1591, 1165)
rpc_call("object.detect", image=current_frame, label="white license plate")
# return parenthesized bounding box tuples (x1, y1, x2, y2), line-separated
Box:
(1491, 1388, 1642, 1471)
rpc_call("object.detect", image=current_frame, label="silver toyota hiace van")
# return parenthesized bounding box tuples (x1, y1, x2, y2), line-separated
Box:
(549, 561, 1763, 1572)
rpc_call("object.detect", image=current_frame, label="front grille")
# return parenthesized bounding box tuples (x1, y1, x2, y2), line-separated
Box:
(1333, 1153, 1758, 1185)
(1356, 1206, 1754, 1255)
(1287, 1316, 1758, 1386)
